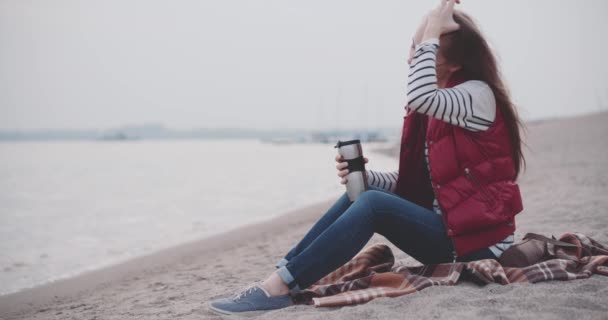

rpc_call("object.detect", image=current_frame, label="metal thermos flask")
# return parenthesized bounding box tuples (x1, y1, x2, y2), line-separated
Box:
(334, 139, 368, 201)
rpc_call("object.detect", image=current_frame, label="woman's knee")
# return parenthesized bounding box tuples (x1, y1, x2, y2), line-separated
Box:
(360, 189, 384, 197)
(350, 190, 385, 219)
(357, 189, 385, 205)
(358, 190, 411, 230)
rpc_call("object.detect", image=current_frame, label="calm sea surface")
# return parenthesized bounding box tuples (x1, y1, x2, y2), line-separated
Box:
(0, 139, 397, 295)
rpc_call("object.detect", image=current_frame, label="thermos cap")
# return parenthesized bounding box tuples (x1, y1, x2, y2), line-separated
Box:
(334, 139, 361, 148)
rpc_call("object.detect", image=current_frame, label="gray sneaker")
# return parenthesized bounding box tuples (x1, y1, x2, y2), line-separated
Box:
(208, 284, 294, 315)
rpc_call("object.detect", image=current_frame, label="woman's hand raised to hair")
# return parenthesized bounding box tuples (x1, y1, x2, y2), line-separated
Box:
(335, 154, 369, 185)
(423, 0, 461, 41)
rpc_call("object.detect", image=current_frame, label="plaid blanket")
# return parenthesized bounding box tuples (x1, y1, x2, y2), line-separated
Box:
(292, 233, 608, 307)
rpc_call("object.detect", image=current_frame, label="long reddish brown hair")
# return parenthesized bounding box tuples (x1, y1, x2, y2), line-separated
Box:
(440, 10, 526, 178)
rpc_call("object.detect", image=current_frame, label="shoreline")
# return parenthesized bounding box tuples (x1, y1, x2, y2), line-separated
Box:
(0, 198, 337, 318)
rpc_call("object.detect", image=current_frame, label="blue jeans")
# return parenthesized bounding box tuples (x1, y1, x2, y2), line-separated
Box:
(276, 185, 496, 294)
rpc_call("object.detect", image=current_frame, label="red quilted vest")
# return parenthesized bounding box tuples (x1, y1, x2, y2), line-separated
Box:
(394, 71, 524, 257)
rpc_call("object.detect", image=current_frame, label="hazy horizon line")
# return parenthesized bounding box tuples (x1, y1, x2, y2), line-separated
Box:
(2, 109, 607, 133)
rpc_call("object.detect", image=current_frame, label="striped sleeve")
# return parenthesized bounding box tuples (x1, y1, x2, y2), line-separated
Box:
(366, 169, 399, 193)
(407, 38, 497, 132)
(488, 233, 516, 258)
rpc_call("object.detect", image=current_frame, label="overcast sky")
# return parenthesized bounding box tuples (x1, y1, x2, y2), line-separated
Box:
(1, 0, 607, 131)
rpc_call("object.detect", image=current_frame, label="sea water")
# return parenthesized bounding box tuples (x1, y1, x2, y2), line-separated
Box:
(0, 139, 398, 295)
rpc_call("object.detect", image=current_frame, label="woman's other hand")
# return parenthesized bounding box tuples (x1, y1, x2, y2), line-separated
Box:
(409, 0, 460, 64)
(335, 154, 369, 185)
(423, 0, 460, 41)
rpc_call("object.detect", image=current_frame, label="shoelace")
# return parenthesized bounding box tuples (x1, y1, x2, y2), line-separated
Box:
(232, 284, 260, 302)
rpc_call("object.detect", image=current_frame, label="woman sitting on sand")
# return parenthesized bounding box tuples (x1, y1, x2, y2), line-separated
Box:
(210, 0, 525, 314)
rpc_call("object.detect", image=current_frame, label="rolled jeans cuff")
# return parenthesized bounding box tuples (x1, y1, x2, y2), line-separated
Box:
(275, 258, 289, 269)
(276, 265, 301, 296)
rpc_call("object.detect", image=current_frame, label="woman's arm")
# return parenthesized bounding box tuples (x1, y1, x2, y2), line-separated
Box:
(366, 169, 399, 193)
(407, 39, 496, 132)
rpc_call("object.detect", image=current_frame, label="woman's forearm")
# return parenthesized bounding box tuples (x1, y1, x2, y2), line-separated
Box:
(421, 0, 458, 42)
(422, 21, 441, 43)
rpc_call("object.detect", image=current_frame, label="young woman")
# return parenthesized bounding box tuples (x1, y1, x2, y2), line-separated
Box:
(209, 0, 525, 314)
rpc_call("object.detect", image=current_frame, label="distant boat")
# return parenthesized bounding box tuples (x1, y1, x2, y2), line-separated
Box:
(99, 132, 138, 141)
(260, 137, 299, 145)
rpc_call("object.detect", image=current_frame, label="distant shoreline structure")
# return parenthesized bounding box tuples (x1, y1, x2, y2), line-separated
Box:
(260, 130, 390, 145)
(1, 110, 606, 142)
(0, 123, 401, 143)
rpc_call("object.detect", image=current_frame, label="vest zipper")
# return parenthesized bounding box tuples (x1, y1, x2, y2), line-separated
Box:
(426, 140, 459, 263)
(464, 168, 493, 204)
(445, 214, 458, 264)
(437, 204, 458, 263)
(439, 204, 458, 266)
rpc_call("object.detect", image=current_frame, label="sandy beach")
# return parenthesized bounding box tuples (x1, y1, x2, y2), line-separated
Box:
(1, 111, 607, 320)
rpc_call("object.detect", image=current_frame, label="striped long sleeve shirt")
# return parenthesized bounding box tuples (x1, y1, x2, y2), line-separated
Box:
(366, 37, 514, 257)
(366, 169, 399, 193)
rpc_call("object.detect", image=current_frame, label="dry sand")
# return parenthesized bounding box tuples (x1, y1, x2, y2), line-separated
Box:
(1, 112, 607, 320)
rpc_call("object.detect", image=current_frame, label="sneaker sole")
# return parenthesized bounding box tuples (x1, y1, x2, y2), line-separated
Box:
(208, 303, 267, 317)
